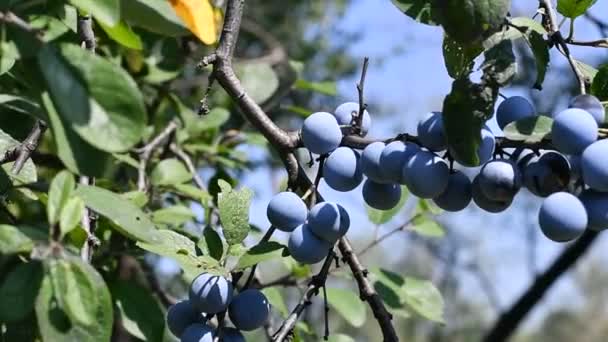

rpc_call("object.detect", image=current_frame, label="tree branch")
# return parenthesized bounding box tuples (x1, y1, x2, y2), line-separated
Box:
(0, 120, 48, 175)
(169, 143, 207, 191)
(483, 230, 598, 341)
(135, 120, 180, 192)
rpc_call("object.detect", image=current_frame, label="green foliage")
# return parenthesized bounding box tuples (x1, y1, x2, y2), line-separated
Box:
(69, 0, 120, 26)
(367, 186, 409, 224)
(111, 281, 165, 342)
(47, 170, 75, 225)
(120, 0, 186, 36)
(217, 180, 253, 246)
(433, 0, 511, 43)
(442, 36, 483, 79)
(0, 262, 43, 322)
(150, 158, 192, 186)
(504, 116, 553, 143)
(390, 0, 438, 25)
(591, 63, 608, 100)
(557, 0, 598, 18)
(0, 224, 35, 254)
(326, 287, 367, 327)
(59, 197, 85, 237)
(235, 241, 288, 270)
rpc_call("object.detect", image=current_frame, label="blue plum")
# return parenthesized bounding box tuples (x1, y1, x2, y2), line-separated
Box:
(180, 323, 214, 342)
(472, 175, 513, 213)
(362, 180, 402, 210)
(581, 140, 608, 191)
(522, 151, 570, 197)
(433, 171, 472, 212)
(222, 328, 246, 342)
(167, 300, 201, 338)
(301, 112, 343, 155)
(539, 192, 587, 242)
(189, 273, 233, 314)
(288, 224, 331, 264)
(551, 108, 598, 155)
(360, 142, 389, 183)
(334, 102, 372, 136)
(267, 192, 307, 232)
(402, 151, 449, 198)
(496, 96, 536, 130)
(579, 190, 608, 231)
(228, 289, 271, 331)
(417, 112, 447, 151)
(478, 159, 522, 201)
(569, 94, 605, 125)
(323, 147, 363, 191)
(307, 202, 350, 243)
(379, 141, 419, 183)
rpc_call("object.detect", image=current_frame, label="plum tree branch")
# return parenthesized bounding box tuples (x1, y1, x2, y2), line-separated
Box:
(135, 120, 180, 192)
(483, 230, 598, 341)
(354, 57, 369, 135)
(0, 119, 47, 175)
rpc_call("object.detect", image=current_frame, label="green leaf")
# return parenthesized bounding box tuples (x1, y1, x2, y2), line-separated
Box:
(526, 31, 550, 90)
(442, 78, 497, 166)
(576, 60, 599, 84)
(217, 180, 253, 246)
(327, 334, 356, 342)
(294, 79, 337, 96)
(262, 287, 288, 318)
(172, 183, 211, 203)
(0, 127, 37, 185)
(0, 225, 34, 254)
(415, 199, 443, 216)
(504, 115, 553, 143)
(390, 0, 438, 25)
(47, 170, 75, 226)
(326, 287, 366, 327)
(121, 0, 187, 36)
(442, 35, 483, 79)
(235, 62, 279, 104)
(433, 0, 511, 43)
(151, 205, 196, 226)
(0, 262, 43, 322)
(60, 197, 85, 237)
(97, 20, 143, 50)
(150, 158, 192, 186)
(481, 39, 516, 86)
(510, 17, 547, 35)
(591, 63, 608, 101)
(367, 186, 409, 224)
(200, 227, 224, 261)
(37, 257, 113, 342)
(234, 241, 288, 270)
(75, 185, 160, 243)
(410, 216, 445, 238)
(111, 281, 164, 342)
(69, 0, 119, 26)
(557, 0, 598, 18)
(121, 191, 149, 207)
(0, 41, 18, 75)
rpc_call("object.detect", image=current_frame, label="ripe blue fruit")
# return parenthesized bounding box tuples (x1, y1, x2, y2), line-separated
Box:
(452, 126, 495, 166)
(360, 142, 389, 183)
(334, 102, 372, 136)
(579, 190, 608, 231)
(496, 96, 536, 130)
(307, 202, 350, 243)
(323, 147, 363, 191)
(472, 175, 512, 213)
(417, 112, 447, 151)
(189, 273, 233, 314)
(228, 289, 271, 331)
(478, 159, 522, 201)
(581, 140, 608, 191)
(362, 179, 402, 210)
(569, 94, 605, 125)
(379, 141, 419, 183)
(551, 108, 598, 155)
(433, 171, 472, 212)
(167, 300, 201, 338)
(267, 192, 307, 232)
(567, 154, 582, 180)
(522, 151, 570, 197)
(402, 151, 449, 198)
(302, 112, 343, 155)
(180, 323, 214, 342)
(539, 192, 587, 242)
(222, 328, 246, 342)
(288, 224, 330, 264)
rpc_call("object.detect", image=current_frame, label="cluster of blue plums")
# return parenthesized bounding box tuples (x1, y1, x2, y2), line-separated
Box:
(166, 273, 270, 341)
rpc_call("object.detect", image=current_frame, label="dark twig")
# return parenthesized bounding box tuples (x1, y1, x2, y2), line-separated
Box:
(354, 57, 370, 135)
(169, 143, 207, 191)
(135, 120, 180, 191)
(1, 120, 48, 175)
(77, 15, 96, 51)
(0, 11, 42, 37)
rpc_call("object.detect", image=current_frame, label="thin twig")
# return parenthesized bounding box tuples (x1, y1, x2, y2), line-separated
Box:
(354, 57, 370, 135)
(169, 143, 207, 191)
(135, 120, 180, 191)
(2, 120, 48, 175)
(358, 214, 422, 257)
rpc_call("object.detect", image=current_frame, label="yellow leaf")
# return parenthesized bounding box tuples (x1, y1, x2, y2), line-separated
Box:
(169, 0, 218, 45)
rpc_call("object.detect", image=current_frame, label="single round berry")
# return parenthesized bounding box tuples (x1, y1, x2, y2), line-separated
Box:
(362, 179, 402, 210)
(167, 300, 201, 338)
(433, 171, 472, 212)
(496, 96, 536, 130)
(301, 112, 343, 155)
(581, 140, 608, 191)
(360, 142, 389, 183)
(472, 175, 513, 213)
(522, 151, 570, 197)
(267, 192, 307, 232)
(551, 108, 598, 155)
(539, 192, 587, 242)
(288, 224, 330, 264)
(569, 94, 605, 125)
(180, 323, 214, 342)
(379, 141, 419, 183)
(222, 328, 246, 342)
(403, 151, 449, 198)
(579, 190, 608, 231)
(323, 147, 363, 192)
(307, 202, 350, 243)
(189, 273, 233, 314)
(228, 289, 271, 331)
(478, 159, 521, 201)
(334, 102, 372, 136)
(417, 112, 447, 151)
